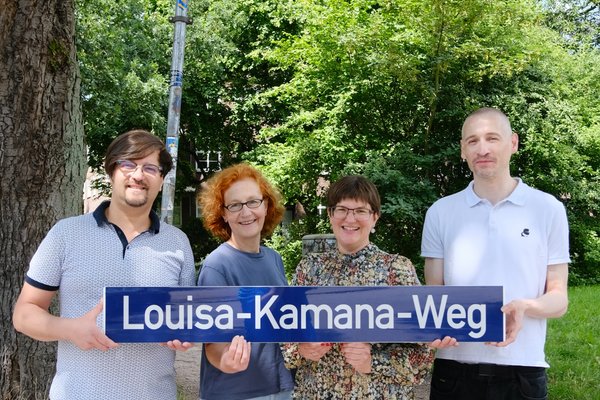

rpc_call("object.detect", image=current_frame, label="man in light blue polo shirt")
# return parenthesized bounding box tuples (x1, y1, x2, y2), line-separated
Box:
(13, 130, 196, 400)
(421, 108, 570, 400)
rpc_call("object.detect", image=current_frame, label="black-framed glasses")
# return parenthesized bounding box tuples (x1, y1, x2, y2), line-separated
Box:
(224, 198, 264, 212)
(330, 206, 374, 221)
(115, 160, 163, 177)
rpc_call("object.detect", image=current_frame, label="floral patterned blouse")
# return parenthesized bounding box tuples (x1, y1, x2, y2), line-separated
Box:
(283, 243, 434, 399)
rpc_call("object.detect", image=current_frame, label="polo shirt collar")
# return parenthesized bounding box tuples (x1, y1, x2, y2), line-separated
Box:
(465, 182, 481, 207)
(465, 178, 526, 207)
(505, 178, 527, 206)
(92, 200, 161, 233)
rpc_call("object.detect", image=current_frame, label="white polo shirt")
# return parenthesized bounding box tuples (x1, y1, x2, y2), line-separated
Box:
(421, 179, 570, 367)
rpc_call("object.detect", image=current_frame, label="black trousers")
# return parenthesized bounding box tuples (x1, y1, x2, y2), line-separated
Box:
(429, 358, 548, 400)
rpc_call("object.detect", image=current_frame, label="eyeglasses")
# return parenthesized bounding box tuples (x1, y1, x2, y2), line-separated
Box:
(115, 160, 163, 177)
(224, 198, 264, 212)
(330, 206, 374, 221)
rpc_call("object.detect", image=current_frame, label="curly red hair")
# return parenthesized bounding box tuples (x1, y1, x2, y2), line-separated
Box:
(198, 163, 285, 242)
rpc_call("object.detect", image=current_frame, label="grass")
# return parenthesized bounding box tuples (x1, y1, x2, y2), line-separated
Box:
(177, 391, 189, 400)
(547, 285, 600, 399)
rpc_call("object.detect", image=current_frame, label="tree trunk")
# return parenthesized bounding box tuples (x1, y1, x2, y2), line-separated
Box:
(0, 1, 85, 399)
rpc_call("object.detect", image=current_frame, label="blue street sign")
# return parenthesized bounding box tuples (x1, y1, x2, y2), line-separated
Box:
(104, 286, 504, 343)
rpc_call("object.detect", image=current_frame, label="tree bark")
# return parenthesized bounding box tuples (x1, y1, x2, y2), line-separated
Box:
(0, 1, 85, 399)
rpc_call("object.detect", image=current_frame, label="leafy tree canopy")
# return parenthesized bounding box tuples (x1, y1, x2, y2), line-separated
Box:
(77, 0, 599, 283)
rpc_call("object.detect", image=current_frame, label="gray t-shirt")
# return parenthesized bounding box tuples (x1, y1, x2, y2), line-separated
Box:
(26, 201, 196, 400)
(197, 242, 294, 400)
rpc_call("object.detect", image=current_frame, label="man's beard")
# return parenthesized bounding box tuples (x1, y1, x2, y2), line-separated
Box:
(125, 192, 148, 207)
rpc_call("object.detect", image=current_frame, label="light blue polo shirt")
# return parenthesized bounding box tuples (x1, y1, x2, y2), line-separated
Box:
(26, 201, 196, 400)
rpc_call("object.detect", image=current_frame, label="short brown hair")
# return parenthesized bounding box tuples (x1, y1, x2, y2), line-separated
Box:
(104, 129, 172, 178)
(327, 175, 381, 215)
(199, 163, 285, 241)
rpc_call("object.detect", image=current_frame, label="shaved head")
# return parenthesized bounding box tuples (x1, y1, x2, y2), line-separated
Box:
(462, 108, 513, 139)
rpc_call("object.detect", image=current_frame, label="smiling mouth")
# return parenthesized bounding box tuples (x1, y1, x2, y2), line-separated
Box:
(342, 226, 359, 231)
(128, 186, 147, 190)
(239, 219, 256, 225)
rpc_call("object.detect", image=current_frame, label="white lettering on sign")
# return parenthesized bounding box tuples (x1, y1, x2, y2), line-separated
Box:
(123, 295, 143, 329)
(123, 295, 238, 330)
(412, 294, 486, 338)
(121, 293, 487, 337)
(254, 295, 395, 330)
(192, 304, 235, 329)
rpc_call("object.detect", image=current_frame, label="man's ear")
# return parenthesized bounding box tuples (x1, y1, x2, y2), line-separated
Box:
(511, 132, 519, 154)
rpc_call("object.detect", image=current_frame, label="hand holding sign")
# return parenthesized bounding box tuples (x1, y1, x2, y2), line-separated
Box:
(206, 335, 252, 373)
(71, 299, 118, 351)
(488, 299, 527, 347)
(428, 335, 458, 349)
(340, 343, 372, 374)
(298, 342, 332, 361)
(164, 339, 194, 351)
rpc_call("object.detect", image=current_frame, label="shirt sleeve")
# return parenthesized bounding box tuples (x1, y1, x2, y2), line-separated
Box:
(179, 233, 196, 286)
(197, 263, 229, 286)
(421, 204, 444, 259)
(26, 221, 66, 290)
(547, 200, 571, 265)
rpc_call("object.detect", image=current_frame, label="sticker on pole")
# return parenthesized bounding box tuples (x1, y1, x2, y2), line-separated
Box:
(104, 286, 504, 343)
(165, 137, 178, 157)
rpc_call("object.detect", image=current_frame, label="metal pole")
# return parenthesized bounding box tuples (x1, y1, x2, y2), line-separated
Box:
(161, 0, 192, 223)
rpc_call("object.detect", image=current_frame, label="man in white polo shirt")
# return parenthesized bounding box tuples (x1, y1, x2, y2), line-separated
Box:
(421, 107, 570, 400)
(13, 130, 195, 400)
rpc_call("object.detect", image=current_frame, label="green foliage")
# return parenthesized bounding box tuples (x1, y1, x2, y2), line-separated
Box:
(76, 0, 599, 283)
(248, 0, 544, 195)
(362, 149, 441, 261)
(76, 0, 173, 169)
(265, 214, 330, 278)
(179, 0, 300, 166)
(179, 217, 220, 267)
(48, 38, 70, 72)
(543, 1, 600, 48)
(242, 0, 599, 282)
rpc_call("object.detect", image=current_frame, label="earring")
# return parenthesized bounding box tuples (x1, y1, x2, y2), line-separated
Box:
(371, 228, 375, 234)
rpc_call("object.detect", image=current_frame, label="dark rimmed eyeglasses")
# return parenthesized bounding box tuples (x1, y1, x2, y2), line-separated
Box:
(115, 160, 163, 177)
(330, 206, 374, 221)
(224, 198, 264, 212)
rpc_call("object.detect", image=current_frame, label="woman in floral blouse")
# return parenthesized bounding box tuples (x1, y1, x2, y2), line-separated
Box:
(284, 175, 434, 399)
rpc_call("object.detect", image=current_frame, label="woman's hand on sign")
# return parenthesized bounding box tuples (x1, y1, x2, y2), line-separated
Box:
(217, 335, 251, 373)
(428, 336, 458, 349)
(163, 339, 194, 351)
(298, 342, 332, 361)
(341, 342, 372, 374)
